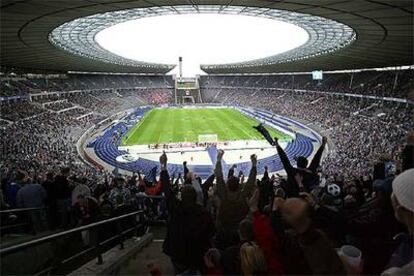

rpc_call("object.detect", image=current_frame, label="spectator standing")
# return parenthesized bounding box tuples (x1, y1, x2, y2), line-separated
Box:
(108, 177, 131, 209)
(214, 150, 257, 232)
(275, 136, 327, 197)
(54, 167, 73, 228)
(42, 172, 58, 228)
(248, 190, 284, 275)
(71, 180, 91, 206)
(16, 171, 47, 233)
(72, 194, 100, 245)
(274, 197, 346, 275)
(4, 171, 24, 209)
(161, 152, 215, 274)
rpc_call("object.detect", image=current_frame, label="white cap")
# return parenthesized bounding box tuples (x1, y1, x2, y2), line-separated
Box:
(392, 169, 414, 213)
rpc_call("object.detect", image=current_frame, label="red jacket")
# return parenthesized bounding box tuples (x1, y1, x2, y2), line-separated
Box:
(252, 210, 284, 275)
(142, 180, 163, 196)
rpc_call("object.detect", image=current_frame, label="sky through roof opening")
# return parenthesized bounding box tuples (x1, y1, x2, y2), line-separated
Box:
(95, 14, 309, 76)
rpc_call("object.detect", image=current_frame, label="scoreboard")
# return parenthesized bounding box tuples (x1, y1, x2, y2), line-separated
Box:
(174, 77, 201, 104)
(176, 78, 198, 90)
(312, 70, 323, 80)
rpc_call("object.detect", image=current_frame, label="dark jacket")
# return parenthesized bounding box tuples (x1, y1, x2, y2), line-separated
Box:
(312, 204, 346, 245)
(276, 141, 325, 197)
(258, 175, 273, 212)
(161, 169, 215, 271)
(271, 211, 346, 275)
(346, 195, 405, 274)
(386, 233, 414, 270)
(215, 160, 256, 231)
(54, 175, 72, 199)
(298, 227, 346, 275)
(401, 144, 414, 172)
(4, 182, 21, 208)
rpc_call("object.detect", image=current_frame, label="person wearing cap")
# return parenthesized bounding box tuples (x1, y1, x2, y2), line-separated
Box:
(382, 169, 414, 274)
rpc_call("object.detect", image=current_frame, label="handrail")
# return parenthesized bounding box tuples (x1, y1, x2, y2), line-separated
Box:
(0, 209, 143, 256)
(0, 207, 46, 214)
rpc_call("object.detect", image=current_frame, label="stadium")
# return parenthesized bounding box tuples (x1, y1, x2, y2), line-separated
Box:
(0, 1, 413, 275)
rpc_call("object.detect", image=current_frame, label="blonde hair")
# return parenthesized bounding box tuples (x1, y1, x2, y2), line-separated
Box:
(240, 242, 268, 275)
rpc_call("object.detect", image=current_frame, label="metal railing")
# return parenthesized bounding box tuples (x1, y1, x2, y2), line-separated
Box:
(0, 207, 46, 214)
(1, 207, 48, 235)
(1, 209, 146, 275)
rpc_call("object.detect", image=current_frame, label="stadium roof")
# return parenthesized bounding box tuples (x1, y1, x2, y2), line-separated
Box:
(1, 0, 413, 74)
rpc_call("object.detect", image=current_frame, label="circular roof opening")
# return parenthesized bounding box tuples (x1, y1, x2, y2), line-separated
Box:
(49, 5, 356, 74)
(95, 14, 309, 76)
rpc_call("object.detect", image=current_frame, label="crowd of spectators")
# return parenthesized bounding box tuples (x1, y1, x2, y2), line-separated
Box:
(43, 100, 75, 111)
(1, 78, 28, 97)
(1, 111, 92, 177)
(136, 88, 174, 105)
(157, 136, 413, 275)
(205, 87, 413, 179)
(1, 165, 168, 236)
(32, 94, 60, 103)
(0, 120, 10, 127)
(200, 69, 413, 98)
(0, 85, 177, 240)
(62, 92, 121, 115)
(0, 71, 413, 275)
(0, 91, 169, 184)
(1, 73, 174, 96)
(0, 101, 46, 121)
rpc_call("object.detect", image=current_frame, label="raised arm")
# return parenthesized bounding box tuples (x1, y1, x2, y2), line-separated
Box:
(173, 173, 181, 186)
(227, 164, 236, 179)
(202, 173, 215, 193)
(262, 166, 269, 182)
(202, 173, 215, 206)
(170, 173, 175, 187)
(242, 154, 257, 197)
(274, 137, 294, 174)
(214, 149, 226, 199)
(308, 136, 327, 172)
(183, 161, 189, 179)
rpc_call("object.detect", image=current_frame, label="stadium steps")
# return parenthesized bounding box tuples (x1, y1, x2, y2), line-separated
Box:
(118, 226, 173, 275)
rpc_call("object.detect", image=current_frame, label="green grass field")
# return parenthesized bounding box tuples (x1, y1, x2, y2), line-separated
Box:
(122, 108, 290, 146)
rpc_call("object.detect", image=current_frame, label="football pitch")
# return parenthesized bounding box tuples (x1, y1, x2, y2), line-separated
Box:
(122, 108, 290, 146)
